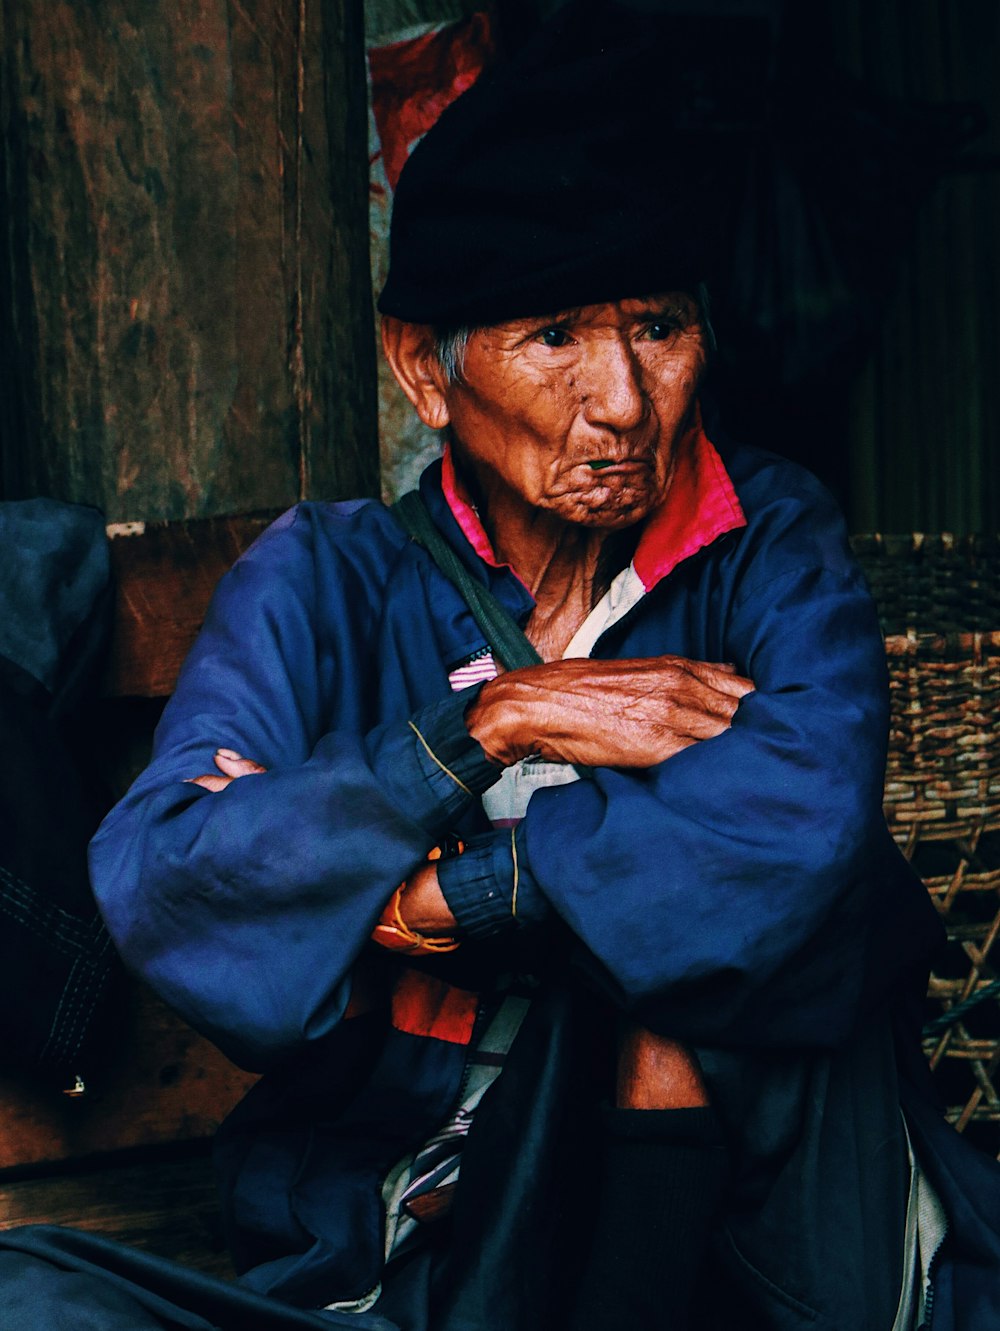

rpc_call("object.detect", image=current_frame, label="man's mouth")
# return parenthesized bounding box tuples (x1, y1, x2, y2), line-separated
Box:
(584, 458, 647, 473)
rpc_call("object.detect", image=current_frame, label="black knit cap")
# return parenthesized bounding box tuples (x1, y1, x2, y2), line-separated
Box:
(377, 1, 768, 327)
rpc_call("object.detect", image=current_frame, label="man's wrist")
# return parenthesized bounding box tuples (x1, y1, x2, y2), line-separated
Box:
(396, 862, 458, 934)
(365, 687, 501, 835)
(437, 826, 550, 939)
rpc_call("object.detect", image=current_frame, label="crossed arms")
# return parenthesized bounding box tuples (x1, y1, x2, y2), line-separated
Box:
(89, 499, 899, 1071)
(192, 655, 753, 939)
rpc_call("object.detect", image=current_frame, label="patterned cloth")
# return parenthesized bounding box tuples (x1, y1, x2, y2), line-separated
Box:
(446, 646, 498, 692)
(383, 981, 536, 1262)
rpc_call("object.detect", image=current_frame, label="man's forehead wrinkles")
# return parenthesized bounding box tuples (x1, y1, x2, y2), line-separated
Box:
(484, 294, 695, 335)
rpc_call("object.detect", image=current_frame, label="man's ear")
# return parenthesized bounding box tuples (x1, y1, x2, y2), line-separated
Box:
(381, 317, 451, 430)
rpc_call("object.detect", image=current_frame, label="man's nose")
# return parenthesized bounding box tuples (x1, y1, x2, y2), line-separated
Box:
(580, 337, 647, 433)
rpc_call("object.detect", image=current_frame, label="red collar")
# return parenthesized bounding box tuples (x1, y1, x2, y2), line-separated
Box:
(632, 419, 746, 590)
(440, 417, 746, 594)
(440, 444, 518, 576)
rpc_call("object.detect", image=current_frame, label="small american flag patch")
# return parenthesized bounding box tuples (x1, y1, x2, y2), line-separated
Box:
(448, 647, 498, 691)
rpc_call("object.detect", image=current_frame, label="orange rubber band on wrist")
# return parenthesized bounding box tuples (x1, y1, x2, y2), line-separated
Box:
(370, 841, 464, 956)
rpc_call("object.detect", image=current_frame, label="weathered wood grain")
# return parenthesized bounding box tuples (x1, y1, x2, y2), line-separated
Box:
(105, 512, 277, 696)
(0, 1149, 235, 1276)
(0, 0, 377, 521)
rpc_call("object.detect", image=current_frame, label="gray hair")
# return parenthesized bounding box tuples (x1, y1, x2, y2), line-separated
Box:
(433, 325, 476, 384)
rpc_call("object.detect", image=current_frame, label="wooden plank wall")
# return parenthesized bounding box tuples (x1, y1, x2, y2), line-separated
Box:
(0, 0, 378, 522)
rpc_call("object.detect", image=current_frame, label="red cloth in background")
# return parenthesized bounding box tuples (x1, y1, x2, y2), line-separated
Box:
(369, 11, 494, 192)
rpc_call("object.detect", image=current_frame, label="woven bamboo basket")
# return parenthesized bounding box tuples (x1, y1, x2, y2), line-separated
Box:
(852, 534, 1000, 1156)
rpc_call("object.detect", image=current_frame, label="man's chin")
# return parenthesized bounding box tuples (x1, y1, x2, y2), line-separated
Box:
(544, 487, 659, 530)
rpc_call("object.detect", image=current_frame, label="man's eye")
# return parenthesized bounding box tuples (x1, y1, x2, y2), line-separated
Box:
(642, 320, 679, 342)
(537, 327, 571, 347)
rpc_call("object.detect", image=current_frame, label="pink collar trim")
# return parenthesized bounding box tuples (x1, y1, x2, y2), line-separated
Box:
(440, 422, 746, 596)
(440, 442, 513, 572)
(632, 423, 746, 591)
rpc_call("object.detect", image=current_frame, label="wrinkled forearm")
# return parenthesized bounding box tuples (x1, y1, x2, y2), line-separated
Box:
(466, 655, 751, 769)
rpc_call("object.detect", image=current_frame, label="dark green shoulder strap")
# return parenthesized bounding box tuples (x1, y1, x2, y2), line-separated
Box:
(393, 489, 543, 672)
(393, 489, 593, 781)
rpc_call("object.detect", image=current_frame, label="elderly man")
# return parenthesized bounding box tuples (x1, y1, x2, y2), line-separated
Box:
(5, 7, 999, 1331)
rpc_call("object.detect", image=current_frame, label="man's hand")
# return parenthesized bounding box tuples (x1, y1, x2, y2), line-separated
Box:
(187, 748, 266, 791)
(465, 656, 753, 769)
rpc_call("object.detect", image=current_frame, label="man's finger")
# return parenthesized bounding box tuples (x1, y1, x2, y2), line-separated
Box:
(684, 659, 754, 698)
(672, 701, 737, 737)
(186, 774, 234, 792)
(214, 749, 267, 778)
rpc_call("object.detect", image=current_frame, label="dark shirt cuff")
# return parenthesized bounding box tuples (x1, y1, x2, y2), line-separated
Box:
(365, 687, 500, 836)
(438, 826, 550, 939)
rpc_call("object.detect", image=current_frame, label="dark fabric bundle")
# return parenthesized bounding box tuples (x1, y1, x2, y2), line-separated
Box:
(0, 499, 120, 1088)
(377, 2, 771, 326)
(0, 498, 112, 718)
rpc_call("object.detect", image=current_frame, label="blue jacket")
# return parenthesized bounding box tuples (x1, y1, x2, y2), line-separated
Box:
(90, 432, 984, 1327)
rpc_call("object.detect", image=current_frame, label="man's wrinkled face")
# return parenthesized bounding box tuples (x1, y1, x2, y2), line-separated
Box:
(443, 293, 707, 530)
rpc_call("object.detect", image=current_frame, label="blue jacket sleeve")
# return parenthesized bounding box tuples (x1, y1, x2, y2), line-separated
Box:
(88, 506, 498, 1071)
(518, 560, 899, 1048)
